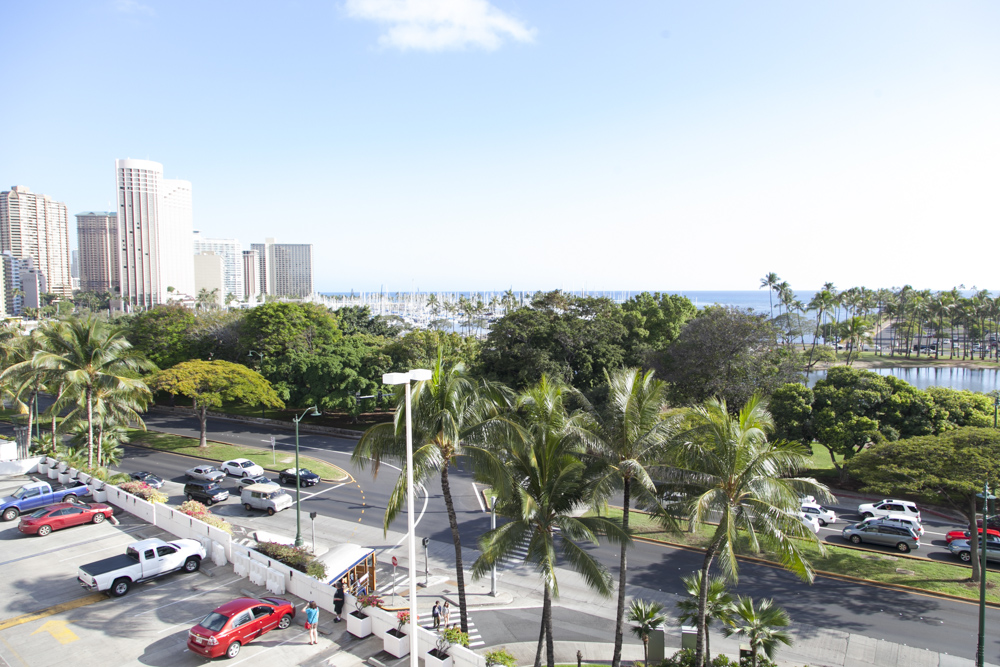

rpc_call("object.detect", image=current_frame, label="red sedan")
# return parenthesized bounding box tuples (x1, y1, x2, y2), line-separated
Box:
(187, 597, 295, 659)
(17, 502, 114, 536)
(945, 527, 1000, 544)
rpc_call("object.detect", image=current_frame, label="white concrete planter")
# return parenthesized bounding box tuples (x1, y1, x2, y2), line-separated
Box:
(56, 461, 68, 472)
(47, 468, 59, 480)
(426, 649, 453, 667)
(38, 461, 48, 474)
(383, 629, 409, 658)
(58, 472, 70, 484)
(90, 487, 108, 502)
(46, 457, 58, 468)
(78, 473, 91, 485)
(346, 610, 372, 638)
(69, 468, 79, 478)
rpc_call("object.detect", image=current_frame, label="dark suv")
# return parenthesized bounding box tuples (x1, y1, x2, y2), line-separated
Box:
(184, 481, 230, 506)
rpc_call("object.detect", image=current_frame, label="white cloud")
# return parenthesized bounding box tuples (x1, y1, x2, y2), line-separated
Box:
(114, 0, 155, 16)
(345, 0, 535, 51)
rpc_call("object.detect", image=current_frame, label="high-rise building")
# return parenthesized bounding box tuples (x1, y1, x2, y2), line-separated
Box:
(242, 249, 260, 302)
(1, 252, 22, 315)
(71, 250, 79, 279)
(0, 185, 72, 297)
(193, 251, 224, 307)
(116, 159, 194, 310)
(251, 238, 313, 298)
(193, 232, 243, 301)
(19, 257, 47, 310)
(76, 211, 119, 294)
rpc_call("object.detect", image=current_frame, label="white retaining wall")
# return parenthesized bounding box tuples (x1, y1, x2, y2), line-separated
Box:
(0, 456, 42, 476)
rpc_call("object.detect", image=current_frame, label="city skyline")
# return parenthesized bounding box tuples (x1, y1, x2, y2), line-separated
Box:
(2, 2, 998, 293)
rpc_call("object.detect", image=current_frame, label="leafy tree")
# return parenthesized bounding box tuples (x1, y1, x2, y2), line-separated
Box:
(188, 309, 246, 362)
(471, 375, 628, 667)
(381, 329, 480, 372)
(667, 395, 826, 667)
(675, 572, 734, 663)
(335, 305, 402, 338)
(478, 291, 628, 392)
(626, 599, 667, 667)
(653, 306, 803, 408)
(768, 383, 815, 445)
(241, 301, 342, 358)
(353, 351, 509, 635)
(150, 360, 284, 447)
(721, 597, 793, 667)
(924, 386, 993, 428)
(620, 291, 696, 363)
(121, 304, 197, 369)
(848, 427, 1000, 583)
(0, 327, 48, 442)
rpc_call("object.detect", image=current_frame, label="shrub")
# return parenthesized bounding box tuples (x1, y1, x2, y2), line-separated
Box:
(178, 500, 234, 534)
(437, 626, 470, 654)
(656, 651, 744, 667)
(118, 481, 167, 503)
(355, 593, 383, 611)
(253, 541, 327, 579)
(485, 648, 516, 667)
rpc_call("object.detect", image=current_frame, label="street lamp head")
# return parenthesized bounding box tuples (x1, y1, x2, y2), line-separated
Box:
(382, 372, 409, 385)
(310, 407, 321, 417)
(409, 369, 432, 382)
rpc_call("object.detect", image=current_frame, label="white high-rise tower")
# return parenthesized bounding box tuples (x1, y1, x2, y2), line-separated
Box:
(0, 185, 72, 297)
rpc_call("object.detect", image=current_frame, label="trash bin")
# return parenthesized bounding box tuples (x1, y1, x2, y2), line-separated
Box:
(648, 628, 665, 663)
(740, 644, 752, 660)
(681, 625, 697, 650)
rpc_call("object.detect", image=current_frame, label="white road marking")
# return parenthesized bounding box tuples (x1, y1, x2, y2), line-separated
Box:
(300, 483, 346, 501)
(135, 576, 244, 615)
(471, 483, 485, 512)
(392, 483, 430, 548)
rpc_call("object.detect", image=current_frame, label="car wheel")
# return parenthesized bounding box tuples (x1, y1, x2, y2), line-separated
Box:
(110, 578, 131, 597)
(184, 556, 201, 572)
(896, 542, 911, 553)
(226, 641, 241, 658)
(819, 519, 828, 527)
(850, 535, 862, 545)
(244, 503, 253, 511)
(37, 524, 52, 536)
(93, 512, 106, 524)
(2, 507, 19, 522)
(960, 551, 972, 562)
(205, 499, 213, 507)
(277, 614, 291, 630)
(862, 512, 874, 519)
(242, 471, 250, 478)
(267, 508, 276, 516)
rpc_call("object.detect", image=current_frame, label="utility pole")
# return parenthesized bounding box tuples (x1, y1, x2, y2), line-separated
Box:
(977, 480, 990, 667)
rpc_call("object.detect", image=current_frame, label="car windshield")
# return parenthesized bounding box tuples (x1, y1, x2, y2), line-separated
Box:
(10, 487, 28, 499)
(300, 469, 313, 475)
(28, 508, 50, 518)
(241, 461, 254, 468)
(199, 612, 229, 632)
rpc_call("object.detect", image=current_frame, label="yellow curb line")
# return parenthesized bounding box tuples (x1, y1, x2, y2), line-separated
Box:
(0, 594, 106, 631)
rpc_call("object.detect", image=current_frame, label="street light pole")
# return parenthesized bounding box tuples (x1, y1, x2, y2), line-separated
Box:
(383, 368, 432, 667)
(248, 350, 266, 418)
(490, 495, 497, 596)
(292, 406, 320, 547)
(977, 480, 991, 667)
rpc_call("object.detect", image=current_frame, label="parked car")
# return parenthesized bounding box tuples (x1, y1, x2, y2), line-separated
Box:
(946, 528, 1000, 544)
(237, 475, 278, 490)
(128, 471, 164, 489)
(1, 480, 90, 522)
(858, 514, 925, 537)
(842, 522, 920, 553)
(799, 502, 837, 526)
(184, 481, 230, 506)
(240, 484, 292, 515)
(18, 502, 114, 536)
(78, 538, 205, 597)
(278, 468, 320, 487)
(948, 538, 1000, 564)
(187, 597, 295, 659)
(857, 499, 921, 522)
(221, 459, 264, 478)
(186, 465, 226, 483)
(797, 512, 821, 534)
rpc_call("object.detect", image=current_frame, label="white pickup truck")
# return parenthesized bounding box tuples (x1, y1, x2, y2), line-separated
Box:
(78, 538, 206, 597)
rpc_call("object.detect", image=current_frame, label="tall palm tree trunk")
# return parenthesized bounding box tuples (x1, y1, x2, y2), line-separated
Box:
(642, 636, 649, 667)
(534, 588, 548, 667)
(26, 391, 36, 453)
(545, 583, 555, 667)
(439, 463, 469, 633)
(86, 386, 94, 468)
(696, 540, 720, 667)
(611, 477, 631, 667)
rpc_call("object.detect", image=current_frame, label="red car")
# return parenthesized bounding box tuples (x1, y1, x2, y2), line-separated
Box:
(945, 527, 1000, 544)
(187, 597, 295, 659)
(17, 502, 114, 536)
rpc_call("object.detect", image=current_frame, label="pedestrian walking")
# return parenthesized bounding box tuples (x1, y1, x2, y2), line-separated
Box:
(441, 601, 451, 628)
(333, 581, 345, 622)
(432, 600, 441, 630)
(304, 601, 320, 645)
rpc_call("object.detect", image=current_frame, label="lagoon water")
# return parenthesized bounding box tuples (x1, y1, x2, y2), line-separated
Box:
(805, 366, 1000, 394)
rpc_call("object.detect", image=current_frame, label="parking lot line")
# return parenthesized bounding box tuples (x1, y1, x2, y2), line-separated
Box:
(227, 629, 309, 666)
(134, 577, 244, 616)
(0, 594, 105, 631)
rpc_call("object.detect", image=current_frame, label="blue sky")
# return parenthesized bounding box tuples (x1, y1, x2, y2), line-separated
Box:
(2, 1, 998, 293)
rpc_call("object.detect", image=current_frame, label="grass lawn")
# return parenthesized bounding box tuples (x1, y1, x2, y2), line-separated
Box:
(805, 443, 843, 471)
(127, 429, 350, 482)
(595, 507, 1000, 604)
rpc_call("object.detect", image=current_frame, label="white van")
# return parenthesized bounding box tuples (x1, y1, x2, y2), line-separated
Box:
(240, 484, 293, 516)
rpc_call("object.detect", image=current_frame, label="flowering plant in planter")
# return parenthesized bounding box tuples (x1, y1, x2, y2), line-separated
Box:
(354, 593, 383, 613)
(396, 610, 410, 634)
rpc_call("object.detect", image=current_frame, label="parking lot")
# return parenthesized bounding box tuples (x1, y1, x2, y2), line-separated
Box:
(0, 477, 361, 667)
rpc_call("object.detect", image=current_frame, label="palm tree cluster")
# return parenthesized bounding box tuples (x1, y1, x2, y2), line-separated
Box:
(762, 274, 1000, 368)
(353, 353, 827, 667)
(0, 315, 153, 472)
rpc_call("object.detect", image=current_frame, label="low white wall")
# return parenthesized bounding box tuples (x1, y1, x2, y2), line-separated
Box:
(0, 456, 43, 476)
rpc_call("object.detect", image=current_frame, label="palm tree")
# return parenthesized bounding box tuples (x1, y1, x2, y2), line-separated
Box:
(33, 316, 153, 468)
(352, 350, 510, 634)
(666, 395, 827, 667)
(471, 376, 628, 667)
(0, 327, 50, 442)
(759, 273, 780, 322)
(721, 597, 793, 667)
(626, 599, 667, 667)
(586, 368, 679, 667)
(675, 572, 734, 662)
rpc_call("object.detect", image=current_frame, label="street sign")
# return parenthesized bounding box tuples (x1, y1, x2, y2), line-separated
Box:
(391, 556, 398, 566)
(270, 436, 276, 465)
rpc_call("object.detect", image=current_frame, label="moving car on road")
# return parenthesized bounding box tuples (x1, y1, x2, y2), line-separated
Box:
(184, 481, 230, 506)
(945, 528, 1000, 544)
(858, 514, 925, 537)
(858, 499, 921, 522)
(221, 459, 264, 478)
(18, 502, 113, 536)
(842, 522, 920, 553)
(1, 480, 90, 521)
(237, 475, 279, 489)
(187, 597, 295, 659)
(240, 484, 292, 515)
(948, 538, 1000, 564)
(278, 468, 320, 487)
(797, 512, 821, 534)
(186, 465, 226, 482)
(78, 537, 205, 597)
(799, 502, 837, 526)
(128, 471, 164, 488)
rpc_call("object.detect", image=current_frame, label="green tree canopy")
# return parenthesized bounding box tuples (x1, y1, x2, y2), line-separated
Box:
(241, 302, 342, 358)
(334, 305, 402, 338)
(381, 329, 480, 372)
(150, 360, 284, 447)
(121, 304, 197, 370)
(620, 291, 696, 363)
